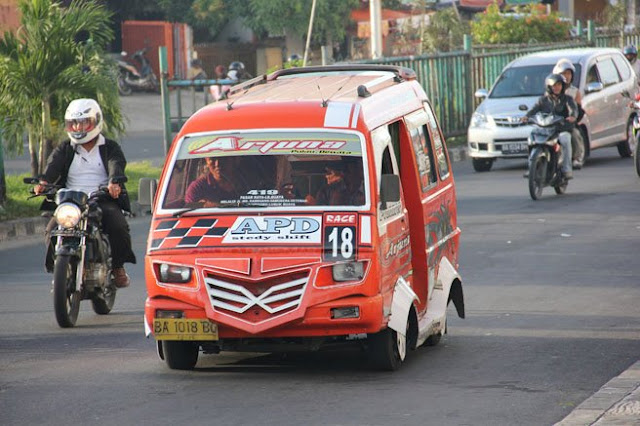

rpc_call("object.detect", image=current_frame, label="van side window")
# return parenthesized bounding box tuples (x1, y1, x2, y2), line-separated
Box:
(424, 103, 449, 178)
(596, 58, 621, 87)
(586, 65, 599, 85)
(612, 54, 632, 81)
(405, 110, 437, 191)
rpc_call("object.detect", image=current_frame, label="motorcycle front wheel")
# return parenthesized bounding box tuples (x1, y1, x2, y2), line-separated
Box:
(53, 255, 81, 327)
(117, 74, 132, 96)
(635, 134, 640, 177)
(528, 149, 547, 200)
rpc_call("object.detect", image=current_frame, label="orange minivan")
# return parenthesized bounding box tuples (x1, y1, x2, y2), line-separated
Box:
(141, 65, 465, 370)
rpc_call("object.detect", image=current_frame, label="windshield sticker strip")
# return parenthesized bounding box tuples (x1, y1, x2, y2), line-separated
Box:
(222, 216, 322, 244)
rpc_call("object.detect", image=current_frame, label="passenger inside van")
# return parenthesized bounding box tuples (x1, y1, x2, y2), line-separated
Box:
(184, 157, 239, 207)
(306, 163, 351, 206)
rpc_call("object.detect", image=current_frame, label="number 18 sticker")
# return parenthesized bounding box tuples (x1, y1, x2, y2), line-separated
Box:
(323, 214, 357, 261)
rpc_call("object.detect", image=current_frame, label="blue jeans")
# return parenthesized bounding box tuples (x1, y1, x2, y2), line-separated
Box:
(559, 132, 572, 173)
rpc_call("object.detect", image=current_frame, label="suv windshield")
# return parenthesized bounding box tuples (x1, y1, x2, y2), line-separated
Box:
(159, 130, 367, 211)
(490, 63, 582, 98)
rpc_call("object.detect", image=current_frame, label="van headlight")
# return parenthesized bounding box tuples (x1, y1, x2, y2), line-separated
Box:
(157, 263, 192, 284)
(332, 261, 365, 282)
(54, 203, 82, 228)
(470, 112, 488, 128)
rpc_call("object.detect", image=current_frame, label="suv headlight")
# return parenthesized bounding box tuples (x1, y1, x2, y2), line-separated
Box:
(54, 203, 81, 228)
(470, 112, 488, 128)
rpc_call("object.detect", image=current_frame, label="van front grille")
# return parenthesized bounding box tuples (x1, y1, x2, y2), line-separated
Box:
(204, 271, 308, 323)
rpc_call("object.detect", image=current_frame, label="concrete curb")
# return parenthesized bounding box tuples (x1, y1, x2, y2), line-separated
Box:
(555, 360, 640, 426)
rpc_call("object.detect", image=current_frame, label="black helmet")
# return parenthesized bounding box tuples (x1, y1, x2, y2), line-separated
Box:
(288, 53, 301, 62)
(229, 61, 245, 72)
(545, 73, 566, 95)
(623, 45, 637, 63)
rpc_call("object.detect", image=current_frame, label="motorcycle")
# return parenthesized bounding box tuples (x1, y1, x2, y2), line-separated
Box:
(525, 113, 570, 200)
(116, 48, 159, 96)
(24, 177, 127, 327)
(631, 93, 640, 177)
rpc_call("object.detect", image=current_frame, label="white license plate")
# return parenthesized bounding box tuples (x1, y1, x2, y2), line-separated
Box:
(502, 142, 527, 154)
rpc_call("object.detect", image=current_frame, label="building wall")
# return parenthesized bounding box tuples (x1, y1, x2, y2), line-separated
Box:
(0, 0, 20, 34)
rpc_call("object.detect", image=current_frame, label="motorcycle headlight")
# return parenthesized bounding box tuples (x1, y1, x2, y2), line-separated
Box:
(470, 112, 488, 128)
(54, 203, 82, 228)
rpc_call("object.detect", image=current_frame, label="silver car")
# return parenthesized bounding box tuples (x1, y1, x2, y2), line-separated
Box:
(467, 48, 638, 172)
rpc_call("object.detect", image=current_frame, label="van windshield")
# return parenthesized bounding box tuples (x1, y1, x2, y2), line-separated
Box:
(490, 64, 582, 98)
(159, 130, 367, 211)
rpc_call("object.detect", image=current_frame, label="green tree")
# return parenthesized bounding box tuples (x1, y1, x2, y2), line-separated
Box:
(236, 0, 359, 46)
(0, 0, 125, 178)
(422, 7, 469, 53)
(157, 0, 230, 40)
(471, 2, 571, 45)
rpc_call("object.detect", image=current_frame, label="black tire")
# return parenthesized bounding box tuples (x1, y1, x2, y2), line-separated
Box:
(554, 180, 568, 195)
(163, 341, 199, 370)
(367, 327, 407, 371)
(472, 158, 493, 172)
(117, 74, 132, 96)
(52, 255, 81, 328)
(91, 279, 116, 315)
(617, 118, 634, 158)
(528, 149, 546, 200)
(635, 135, 640, 178)
(424, 333, 442, 346)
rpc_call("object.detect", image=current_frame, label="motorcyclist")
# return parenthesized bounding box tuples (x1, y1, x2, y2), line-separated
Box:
(553, 58, 585, 169)
(227, 61, 252, 82)
(35, 99, 136, 288)
(523, 73, 578, 179)
(623, 44, 640, 80)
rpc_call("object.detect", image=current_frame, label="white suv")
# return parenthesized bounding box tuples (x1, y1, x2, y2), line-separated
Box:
(467, 48, 638, 172)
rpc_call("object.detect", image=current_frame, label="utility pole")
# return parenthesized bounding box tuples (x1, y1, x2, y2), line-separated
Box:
(370, 0, 383, 59)
(303, 0, 317, 67)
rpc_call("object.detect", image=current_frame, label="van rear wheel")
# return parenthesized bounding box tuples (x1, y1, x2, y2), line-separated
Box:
(472, 158, 493, 172)
(617, 119, 634, 158)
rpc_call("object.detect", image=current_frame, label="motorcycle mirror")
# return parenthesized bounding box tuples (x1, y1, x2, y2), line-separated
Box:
(518, 104, 528, 111)
(23, 177, 38, 184)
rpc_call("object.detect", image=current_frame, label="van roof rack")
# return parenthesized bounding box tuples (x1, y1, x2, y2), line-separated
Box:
(226, 64, 417, 103)
(268, 64, 416, 82)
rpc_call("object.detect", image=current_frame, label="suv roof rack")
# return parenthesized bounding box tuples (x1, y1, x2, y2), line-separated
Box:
(268, 64, 416, 81)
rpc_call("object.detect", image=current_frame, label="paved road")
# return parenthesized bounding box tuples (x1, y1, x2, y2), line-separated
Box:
(1, 149, 639, 425)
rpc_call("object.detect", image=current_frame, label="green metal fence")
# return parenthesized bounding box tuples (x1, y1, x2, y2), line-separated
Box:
(160, 25, 640, 146)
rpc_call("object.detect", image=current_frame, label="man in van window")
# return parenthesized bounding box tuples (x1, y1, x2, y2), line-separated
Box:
(522, 73, 578, 179)
(185, 157, 238, 207)
(307, 164, 350, 206)
(344, 159, 365, 205)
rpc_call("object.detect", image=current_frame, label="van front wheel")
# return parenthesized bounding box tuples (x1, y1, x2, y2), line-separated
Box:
(162, 341, 199, 370)
(367, 328, 406, 371)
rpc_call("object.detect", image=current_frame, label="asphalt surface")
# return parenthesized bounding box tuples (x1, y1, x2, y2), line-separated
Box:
(1, 136, 639, 425)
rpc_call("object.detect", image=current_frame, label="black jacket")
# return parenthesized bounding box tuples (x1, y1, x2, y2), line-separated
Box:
(526, 93, 578, 133)
(41, 137, 131, 212)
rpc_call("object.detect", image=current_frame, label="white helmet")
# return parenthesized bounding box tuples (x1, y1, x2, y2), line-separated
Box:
(64, 98, 103, 144)
(552, 59, 576, 79)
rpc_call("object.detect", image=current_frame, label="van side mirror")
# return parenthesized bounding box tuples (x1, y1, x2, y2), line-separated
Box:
(474, 88, 488, 99)
(380, 174, 400, 207)
(585, 82, 604, 94)
(138, 178, 158, 215)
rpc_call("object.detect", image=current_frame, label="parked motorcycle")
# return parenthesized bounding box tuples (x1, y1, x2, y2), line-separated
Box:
(525, 113, 570, 200)
(24, 178, 127, 327)
(116, 48, 159, 96)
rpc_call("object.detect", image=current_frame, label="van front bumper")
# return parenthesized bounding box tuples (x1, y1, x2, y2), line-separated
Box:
(144, 293, 385, 339)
